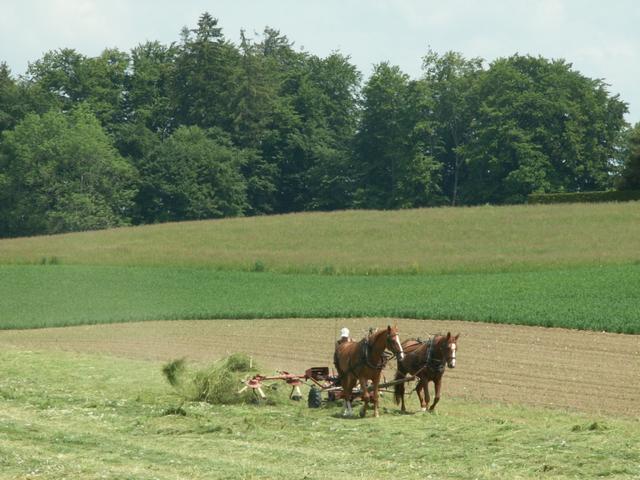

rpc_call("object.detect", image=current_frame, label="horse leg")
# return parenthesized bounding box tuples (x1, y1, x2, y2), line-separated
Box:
(343, 391, 351, 417)
(342, 377, 354, 417)
(414, 378, 425, 411)
(371, 376, 382, 418)
(394, 371, 407, 413)
(429, 377, 441, 411)
(422, 379, 431, 412)
(359, 376, 369, 418)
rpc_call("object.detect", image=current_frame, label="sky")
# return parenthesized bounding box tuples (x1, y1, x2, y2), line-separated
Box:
(1, 0, 638, 125)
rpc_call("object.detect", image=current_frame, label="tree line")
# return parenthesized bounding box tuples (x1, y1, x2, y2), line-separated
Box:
(0, 12, 638, 238)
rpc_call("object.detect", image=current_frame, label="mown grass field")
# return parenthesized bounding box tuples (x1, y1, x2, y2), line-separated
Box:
(2, 263, 640, 333)
(1, 348, 638, 480)
(2, 202, 639, 274)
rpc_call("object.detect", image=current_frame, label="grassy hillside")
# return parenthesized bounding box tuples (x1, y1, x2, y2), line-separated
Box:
(0, 348, 638, 479)
(2, 202, 640, 333)
(1, 202, 639, 274)
(2, 264, 639, 333)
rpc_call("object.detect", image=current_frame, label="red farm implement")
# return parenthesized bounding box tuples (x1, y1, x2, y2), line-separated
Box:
(240, 365, 426, 407)
(239, 367, 334, 402)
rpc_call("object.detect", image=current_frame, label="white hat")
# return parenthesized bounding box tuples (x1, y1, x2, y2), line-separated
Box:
(340, 327, 350, 337)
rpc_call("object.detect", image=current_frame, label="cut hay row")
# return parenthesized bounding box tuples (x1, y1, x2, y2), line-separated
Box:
(2, 345, 638, 479)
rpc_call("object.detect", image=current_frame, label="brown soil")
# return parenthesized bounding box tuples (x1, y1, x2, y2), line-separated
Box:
(1, 318, 638, 416)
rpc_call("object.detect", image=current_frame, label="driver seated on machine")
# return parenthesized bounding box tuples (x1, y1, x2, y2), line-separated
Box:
(336, 327, 353, 346)
(333, 327, 353, 385)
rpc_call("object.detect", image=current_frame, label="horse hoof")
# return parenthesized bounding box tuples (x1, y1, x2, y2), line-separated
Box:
(421, 407, 427, 412)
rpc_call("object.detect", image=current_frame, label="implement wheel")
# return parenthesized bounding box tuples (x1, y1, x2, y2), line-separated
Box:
(308, 387, 322, 408)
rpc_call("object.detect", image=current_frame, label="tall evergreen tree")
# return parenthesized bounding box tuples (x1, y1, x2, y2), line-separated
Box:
(304, 53, 361, 210)
(355, 62, 441, 209)
(127, 41, 177, 137)
(239, 29, 360, 213)
(116, 41, 177, 167)
(226, 30, 281, 214)
(0, 64, 24, 134)
(355, 63, 409, 208)
(172, 12, 240, 130)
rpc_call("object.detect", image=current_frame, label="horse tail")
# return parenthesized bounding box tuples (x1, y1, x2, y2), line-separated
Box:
(394, 370, 405, 405)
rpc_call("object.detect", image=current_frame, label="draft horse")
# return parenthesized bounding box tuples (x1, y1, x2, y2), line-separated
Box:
(394, 332, 459, 412)
(335, 325, 405, 418)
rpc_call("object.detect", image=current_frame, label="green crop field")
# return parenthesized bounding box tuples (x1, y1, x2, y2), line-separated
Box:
(0, 348, 638, 479)
(2, 263, 640, 333)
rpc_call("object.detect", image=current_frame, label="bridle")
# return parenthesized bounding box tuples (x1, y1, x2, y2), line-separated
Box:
(386, 331, 403, 358)
(425, 336, 455, 373)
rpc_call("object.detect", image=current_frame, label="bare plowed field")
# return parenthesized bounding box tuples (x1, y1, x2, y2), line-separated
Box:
(1, 318, 638, 416)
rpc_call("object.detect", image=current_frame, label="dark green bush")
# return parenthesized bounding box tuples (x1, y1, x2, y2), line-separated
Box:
(528, 190, 640, 204)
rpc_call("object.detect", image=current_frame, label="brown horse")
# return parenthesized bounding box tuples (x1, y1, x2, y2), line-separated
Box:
(335, 325, 404, 418)
(394, 332, 459, 412)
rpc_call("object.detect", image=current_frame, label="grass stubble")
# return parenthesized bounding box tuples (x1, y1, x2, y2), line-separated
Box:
(0, 348, 638, 479)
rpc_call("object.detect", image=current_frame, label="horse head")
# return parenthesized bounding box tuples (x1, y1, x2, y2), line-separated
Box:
(365, 325, 404, 361)
(442, 332, 460, 369)
(385, 324, 405, 361)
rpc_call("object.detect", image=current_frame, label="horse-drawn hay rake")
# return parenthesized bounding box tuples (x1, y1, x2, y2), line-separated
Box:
(238, 330, 459, 414)
(239, 365, 426, 407)
(239, 367, 334, 403)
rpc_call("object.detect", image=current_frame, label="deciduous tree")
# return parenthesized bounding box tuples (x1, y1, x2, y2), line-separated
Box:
(462, 55, 627, 204)
(618, 123, 640, 190)
(135, 126, 247, 223)
(0, 105, 137, 236)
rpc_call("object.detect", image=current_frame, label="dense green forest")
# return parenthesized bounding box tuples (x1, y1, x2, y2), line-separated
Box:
(1, 12, 639, 237)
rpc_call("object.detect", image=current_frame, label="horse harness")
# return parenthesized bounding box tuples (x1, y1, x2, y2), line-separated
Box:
(345, 331, 399, 377)
(422, 336, 447, 375)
